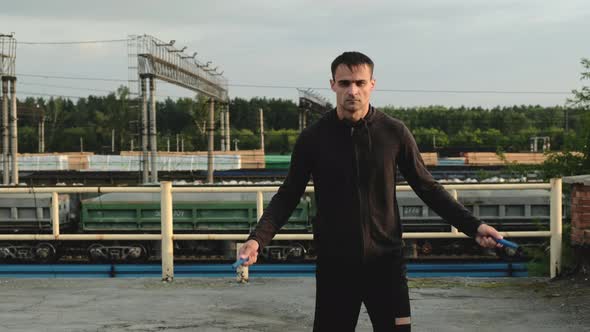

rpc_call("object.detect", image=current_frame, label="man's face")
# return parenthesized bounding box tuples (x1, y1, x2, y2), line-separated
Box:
(330, 64, 375, 121)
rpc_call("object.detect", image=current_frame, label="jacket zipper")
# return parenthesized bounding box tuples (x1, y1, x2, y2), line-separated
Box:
(351, 127, 365, 263)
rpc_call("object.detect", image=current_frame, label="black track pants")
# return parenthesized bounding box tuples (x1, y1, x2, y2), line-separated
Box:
(312, 255, 411, 332)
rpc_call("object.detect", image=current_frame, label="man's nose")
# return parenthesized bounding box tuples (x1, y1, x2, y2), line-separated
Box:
(347, 83, 358, 95)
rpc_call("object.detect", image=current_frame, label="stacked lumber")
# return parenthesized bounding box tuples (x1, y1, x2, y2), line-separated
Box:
(420, 152, 438, 166)
(121, 149, 266, 169)
(464, 152, 546, 165)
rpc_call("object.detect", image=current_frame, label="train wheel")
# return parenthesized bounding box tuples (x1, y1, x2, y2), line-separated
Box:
(127, 244, 149, 263)
(34, 243, 58, 263)
(88, 243, 108, 263)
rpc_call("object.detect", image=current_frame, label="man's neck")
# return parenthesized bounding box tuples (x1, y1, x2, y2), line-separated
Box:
(336, 105, 370, 122)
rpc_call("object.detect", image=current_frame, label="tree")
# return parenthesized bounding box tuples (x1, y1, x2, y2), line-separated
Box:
(542, 58, 590, 177)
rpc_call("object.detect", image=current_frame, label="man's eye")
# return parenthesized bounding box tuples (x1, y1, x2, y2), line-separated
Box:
(356, 81, 366, 87)
(338, 81, 351, 87)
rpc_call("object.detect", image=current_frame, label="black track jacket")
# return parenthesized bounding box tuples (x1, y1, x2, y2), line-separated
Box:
(248, 106, 482, 261)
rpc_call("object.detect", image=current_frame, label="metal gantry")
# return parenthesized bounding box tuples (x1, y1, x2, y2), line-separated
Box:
(297, 88, 331, 131)
(128, 35, 229, 183)
(0, 33, 18, 185)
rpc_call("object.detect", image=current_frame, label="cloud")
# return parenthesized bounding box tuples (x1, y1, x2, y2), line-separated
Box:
(1, 0, 589, 107)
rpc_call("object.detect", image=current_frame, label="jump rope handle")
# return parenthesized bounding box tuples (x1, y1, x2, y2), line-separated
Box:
(232, 257, 249, 270)
(495, 238, 519, 250)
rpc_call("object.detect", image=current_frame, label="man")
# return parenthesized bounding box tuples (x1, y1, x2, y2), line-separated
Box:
(239, 51, 503, 331)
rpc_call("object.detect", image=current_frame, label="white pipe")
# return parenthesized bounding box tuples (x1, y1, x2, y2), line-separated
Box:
(0, 234, 162, 240)
(550, 178, 562, 279)
(0, 231, 551, 242)
(0, 187, 162, 194)
(450, 189, 459, 234)
(0, 182, 561, 281)
(51, 192, 60, 237)
(256, 191, 264, 220)
(0, 183, 551, 195)
(161, 181, 174, 281)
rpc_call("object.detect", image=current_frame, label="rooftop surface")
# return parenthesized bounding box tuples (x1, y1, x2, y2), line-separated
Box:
(0, 276, 587, 331)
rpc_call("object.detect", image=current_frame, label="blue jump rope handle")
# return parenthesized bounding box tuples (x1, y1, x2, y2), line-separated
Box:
(232, 257, 249, 270)
(496, 238, 519, 250)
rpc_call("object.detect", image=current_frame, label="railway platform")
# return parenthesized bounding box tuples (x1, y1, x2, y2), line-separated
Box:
(0, 276, 587, 331)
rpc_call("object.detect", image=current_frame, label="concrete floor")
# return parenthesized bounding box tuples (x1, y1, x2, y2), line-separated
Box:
(0, 277, 587, 332)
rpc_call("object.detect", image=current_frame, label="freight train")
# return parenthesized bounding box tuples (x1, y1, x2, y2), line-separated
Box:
(0, 188, 556, 263)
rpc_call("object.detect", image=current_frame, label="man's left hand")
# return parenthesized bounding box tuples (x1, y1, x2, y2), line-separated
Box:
(475, 224, 502, 248)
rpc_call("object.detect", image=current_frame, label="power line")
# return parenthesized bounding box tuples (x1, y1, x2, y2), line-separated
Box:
(229, 83, 570, 95)
(17, 73, 129, 82)
(19, 82, 113, 93)
(372, 88, 570, 95)
(18, 38, 130, 45)
(16, 73, 571, 95)
(17, 89, 200, 100)
(19, 91, 87, 99)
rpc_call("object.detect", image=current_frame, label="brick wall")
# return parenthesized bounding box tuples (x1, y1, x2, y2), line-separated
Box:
(571, 184, 590, 246)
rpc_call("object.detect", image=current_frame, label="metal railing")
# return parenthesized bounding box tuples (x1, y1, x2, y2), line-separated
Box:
(0, 179, 563, 280)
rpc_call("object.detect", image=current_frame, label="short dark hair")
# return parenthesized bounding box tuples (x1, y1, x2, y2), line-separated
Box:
(331, 51, 374, 79)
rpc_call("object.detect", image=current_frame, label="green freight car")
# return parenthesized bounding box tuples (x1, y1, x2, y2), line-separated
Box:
(81, 192, 312, 232)
(264, 154, 291, 169)
(80, 192, 314, 262)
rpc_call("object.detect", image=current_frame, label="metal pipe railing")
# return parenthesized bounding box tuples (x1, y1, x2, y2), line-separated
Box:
(550, 178, 562, 278)
(0, 180, 562, 280)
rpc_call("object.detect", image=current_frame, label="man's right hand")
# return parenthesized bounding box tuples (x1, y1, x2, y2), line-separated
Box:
(238, 239, 260, 266)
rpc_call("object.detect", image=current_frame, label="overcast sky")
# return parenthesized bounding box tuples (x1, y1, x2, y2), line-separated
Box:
(1, 0, 589, 108)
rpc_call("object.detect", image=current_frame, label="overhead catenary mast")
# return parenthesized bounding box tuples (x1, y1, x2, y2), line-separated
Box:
(128, 35, 228, 184)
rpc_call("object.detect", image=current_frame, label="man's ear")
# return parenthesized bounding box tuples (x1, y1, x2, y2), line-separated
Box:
(330, 79, 336, 92)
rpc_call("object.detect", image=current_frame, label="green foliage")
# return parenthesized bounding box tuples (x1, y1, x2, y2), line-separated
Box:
(541, 152, 588, 179)
(526, 222, 577, 277)
(540, 58, 590, 178)
(382, 105, 579, 151)
(266, 129, 299, 154)
(231, 129, 259, 150)
(13, 76, 590, 155)
(411, 128, 449, 149)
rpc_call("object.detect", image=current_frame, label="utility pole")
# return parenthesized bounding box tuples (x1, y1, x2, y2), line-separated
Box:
(141, 77, 149, 183)
(259, 108, 265, 152)
(38, 115, 45, 153)
(225, 106, 231, 151)
(9, 79, 18, 184)
(207, 99, 215, 183)
(220, 107, 225, 151)
(149, 77, 158, 183)
(1, 79, 9, 184)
